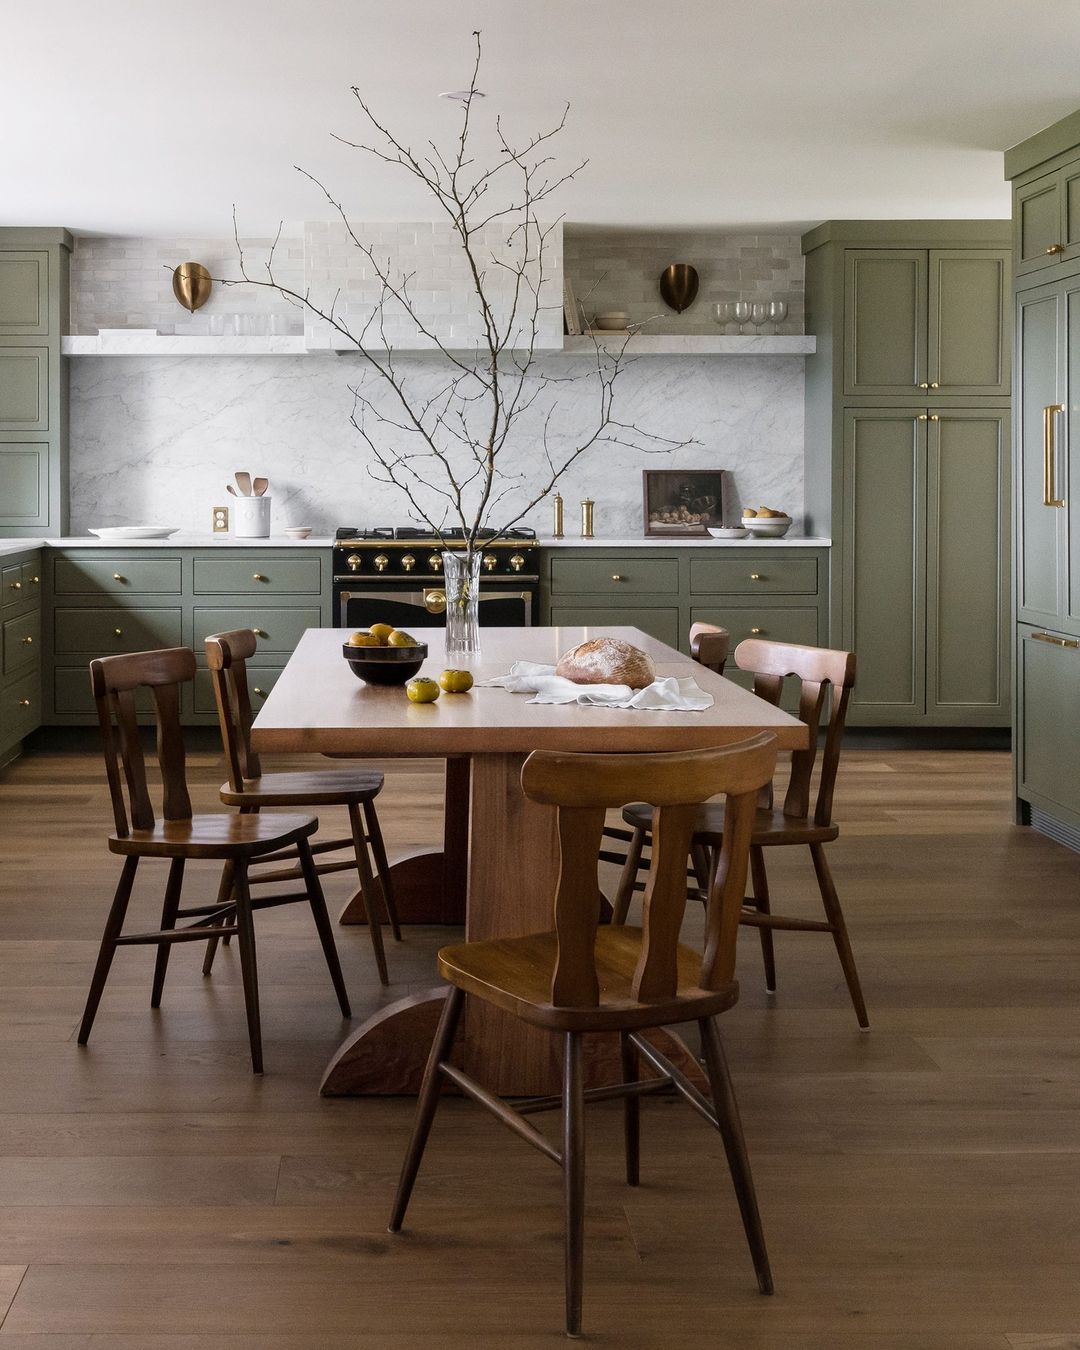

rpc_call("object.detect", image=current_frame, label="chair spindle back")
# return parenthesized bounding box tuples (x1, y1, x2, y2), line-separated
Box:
(521, 734, 778, 1005)
(90, 647, 197, 837)
(733, 638, 856, 827)
(204, 629, 262, 791)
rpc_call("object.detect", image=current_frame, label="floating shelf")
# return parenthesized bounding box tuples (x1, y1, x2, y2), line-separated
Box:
(61, 333, 816, 358)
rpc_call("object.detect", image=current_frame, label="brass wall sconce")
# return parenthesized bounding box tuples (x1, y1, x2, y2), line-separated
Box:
(659, 263, 699, 313)
(172, 262, 213, 312)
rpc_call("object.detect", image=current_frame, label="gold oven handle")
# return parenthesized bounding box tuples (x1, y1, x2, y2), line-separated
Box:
(424, 589, 447, 615)
(1043, 403, 1066, 507)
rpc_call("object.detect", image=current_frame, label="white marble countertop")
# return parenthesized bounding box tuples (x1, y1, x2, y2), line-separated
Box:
(537, 536, 831, 548)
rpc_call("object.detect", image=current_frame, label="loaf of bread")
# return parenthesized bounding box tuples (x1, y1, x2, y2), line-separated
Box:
(555, 637, 656, 689)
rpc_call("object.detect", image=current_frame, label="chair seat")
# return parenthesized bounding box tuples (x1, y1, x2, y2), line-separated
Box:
(109, 811, 318, 859)
(219, 768, 384, 808)
(437, 925, 738, 1033)
(621, 800, 839, 847)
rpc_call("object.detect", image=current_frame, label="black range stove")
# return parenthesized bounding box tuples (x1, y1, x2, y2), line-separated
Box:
(332, 525, 539, 629)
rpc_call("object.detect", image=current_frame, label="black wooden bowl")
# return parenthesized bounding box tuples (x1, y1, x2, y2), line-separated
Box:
(341, 640, 427, 686)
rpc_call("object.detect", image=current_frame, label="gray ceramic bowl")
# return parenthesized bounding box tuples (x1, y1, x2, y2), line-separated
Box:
(341, 640, 428, 685)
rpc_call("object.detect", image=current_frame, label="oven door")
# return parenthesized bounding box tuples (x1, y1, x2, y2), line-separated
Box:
(338, 587, 534, 630)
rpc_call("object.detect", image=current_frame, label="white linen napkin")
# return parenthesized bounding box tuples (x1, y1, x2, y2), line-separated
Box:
(478, 661, 714, 711)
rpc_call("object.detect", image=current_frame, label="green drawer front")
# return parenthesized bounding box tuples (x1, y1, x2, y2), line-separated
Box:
(193, 606, 322, 655)
(1018, 627, 1080, 818)
(193, 665, 284, 715)
(689, 557, 818, 596)
(54, 607, 183, 656)
(53, 666, 155, 717)
(5, 667, 40, 742)
(193, 556, 322, 595)
(2, 563, 30, 611)
(547, 604, 681, 651)
(550, 556, 679, 596)
(53, 556, 183, 596)
(690, 605, 822, 651)
(3, 608, 40, 676)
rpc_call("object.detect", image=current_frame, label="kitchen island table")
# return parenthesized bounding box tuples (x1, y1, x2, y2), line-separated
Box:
(250, 625, 807, 1095)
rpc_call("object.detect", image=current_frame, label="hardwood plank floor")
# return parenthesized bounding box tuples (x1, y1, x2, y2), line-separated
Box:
(0, 741, 1078, 1344)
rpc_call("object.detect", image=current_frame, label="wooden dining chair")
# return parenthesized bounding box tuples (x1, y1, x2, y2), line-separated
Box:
(389, 732, 778, 1338)
(203, 629, 400, 985)
(599, 621, 730, 879)
(615, 637, 868, 1028)
(79, 646, 351, 1073)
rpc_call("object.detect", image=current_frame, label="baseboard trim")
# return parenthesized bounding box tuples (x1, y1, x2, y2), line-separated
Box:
(1030, 806, 1080, 856)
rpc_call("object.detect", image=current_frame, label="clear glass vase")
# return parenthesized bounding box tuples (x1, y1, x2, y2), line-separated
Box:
(442, 549, 482, 658)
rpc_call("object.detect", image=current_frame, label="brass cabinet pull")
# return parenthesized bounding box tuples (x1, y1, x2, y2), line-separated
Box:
(1046, 244, 1066, 255)
(112, 573, 126, 582)
(253, 687, 267, 697)
(17, 699, 30, 708)
(29, 575, 38, 585)
(21, 635, 33, 645)
(918, 413, 929, 421)
(114, 628, 123, 637)
(424, 589, 447, 614)
(919, 382, 929, 389)
(252, 572, 267, 582)
(10, 581, 21, 591)
(611, 574, 625, 582)
(1031, 631, 1079, 648)
(929, 414, 940, 421)
(1043, 403, 1066, 507)
(253, 628, 268, 639)
(749, 573, 764, 581)
(929, 382, 940, 389)
(750, 627, 765, 635)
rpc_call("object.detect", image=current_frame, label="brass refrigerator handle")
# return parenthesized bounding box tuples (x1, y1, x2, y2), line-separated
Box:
(1043, 403, 1066, 507)
(1030, 631, 1079, 649)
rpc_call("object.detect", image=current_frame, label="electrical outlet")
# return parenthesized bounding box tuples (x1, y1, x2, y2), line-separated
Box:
(212, 506, 229, 533)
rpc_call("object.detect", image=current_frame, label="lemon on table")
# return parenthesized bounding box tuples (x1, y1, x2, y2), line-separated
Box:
(406, 677, 440, 704)
(438, 669, 474, 694)
(347, 630, 379, 647)
(368, 622, 394, 646)
(388, 629, 418, 647)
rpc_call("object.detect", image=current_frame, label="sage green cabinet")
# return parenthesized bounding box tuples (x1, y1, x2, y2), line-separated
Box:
(0, 547, 42, 765)
(1015, 625, 1080, 826)
(844, 246, 1009, 399)
(1013, 163, 1080, 278)
(841, 408, 1009, 725)
(0, 229, 70, 536)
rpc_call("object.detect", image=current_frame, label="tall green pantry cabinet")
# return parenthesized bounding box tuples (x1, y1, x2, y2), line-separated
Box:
(802, 221, 1012, 727)
(1008, 111, 1080, 848)
(0, 228, 70, 535)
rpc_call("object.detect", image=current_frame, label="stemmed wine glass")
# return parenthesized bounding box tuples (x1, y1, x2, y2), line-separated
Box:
(712, 301, 737, 334)
(766, 300, 788, 335)
(732, 300, 752, 335)
(749, 302, 769, 336)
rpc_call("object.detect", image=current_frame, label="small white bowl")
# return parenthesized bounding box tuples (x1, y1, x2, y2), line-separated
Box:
(741, 516, 792, 538)
(284, 526, 312, 539)
(708, 527, 750, 540)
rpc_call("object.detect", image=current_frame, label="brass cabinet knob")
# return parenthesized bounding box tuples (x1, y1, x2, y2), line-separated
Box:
(750, 627, 765, 635)
(21, 635, 33, 645)
(253, 687, 267, 697)
(919, 382, 929, 389)
(401, 553, 416, 572)
(114, 628, 123, 637)
(918, 413, 929, 421)
(112, 573, 126, 582)
(253, 628, 268, 639)
(509, 553, 525, 573)
(253, 573, 267, 582)
(17, 699, 30, 708)
(347, 553, 362, 572)
(374, 554, 389, 573)
(1046, 243, 1066, 254)
(929, 413, 940, 421)
(611, 574, 625, 582)
(482, 553, 498, 572)
(929, 382, 940, 389)
(10, 581, 21, 591)
(428, 553, 443, 572)
(30, 575, 38, 585)
(749, 573, 763, 581)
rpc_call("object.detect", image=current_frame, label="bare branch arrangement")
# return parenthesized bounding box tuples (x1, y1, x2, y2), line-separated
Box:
(222, 30, 688, 553)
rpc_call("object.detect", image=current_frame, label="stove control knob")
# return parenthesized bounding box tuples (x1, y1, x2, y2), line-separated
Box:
(374, 553, 390, 573)
(428, 553, 443, 572)
(509, 553, 526, 573)
(346, 553, 362, 573)
(483, 553, 498, 572)
(401, 553, 416, 572)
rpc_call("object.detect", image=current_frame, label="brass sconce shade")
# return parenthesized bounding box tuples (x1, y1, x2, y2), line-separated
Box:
(172, 262, 213, 312)
(659, 263, 699, 313)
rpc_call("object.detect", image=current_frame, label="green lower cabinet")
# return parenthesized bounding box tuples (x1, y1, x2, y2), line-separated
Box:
(193, 665, 284, 715)
(1016, 625, 1080, 825)
(192, 606, 322, 654)
(0, 547, 42, 761)
(53, 606, 183, 656)
(547, 604, 681, 650)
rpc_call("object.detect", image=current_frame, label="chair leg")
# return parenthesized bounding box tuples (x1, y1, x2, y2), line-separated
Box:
(150, 857, 185, 1008)
(810, 842, 869, 1030)
(699, 1017, 772, 1296)
(388, 985, 465, 1233)
(612, 826, 646, 925)
(749, 845, 777, 995)
(202, 860, 235, 976)
(563, 1029, 586, 1338)
(232, 860, 263, 1074)
(296, 836, 351, 1018)
(348, 802, 389, 985)
(362, 798, 402, 942)
(620, 1031, 640, 1187)
(78, 855, 139, 1046)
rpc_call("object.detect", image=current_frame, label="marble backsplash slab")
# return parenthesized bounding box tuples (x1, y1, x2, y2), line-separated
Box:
(68, 353, 804, 537)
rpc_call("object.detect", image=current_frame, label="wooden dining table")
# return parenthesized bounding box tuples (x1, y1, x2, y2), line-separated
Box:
(250, 625, 808, 1096)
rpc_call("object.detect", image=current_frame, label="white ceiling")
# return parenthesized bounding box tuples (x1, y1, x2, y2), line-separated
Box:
(4, 0, 1080, 237)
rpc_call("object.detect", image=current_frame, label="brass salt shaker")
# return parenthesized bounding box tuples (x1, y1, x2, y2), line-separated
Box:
(552, 492, 564, 538)
(580, 498, 595, 538)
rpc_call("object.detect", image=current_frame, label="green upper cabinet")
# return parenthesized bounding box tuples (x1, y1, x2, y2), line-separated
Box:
(0, 253, 48, 336)
(844, 246, 1009, 398)
(1013, 161, 1080, 278)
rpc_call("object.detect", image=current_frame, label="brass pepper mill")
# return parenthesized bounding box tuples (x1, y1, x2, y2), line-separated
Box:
(552, 492, 564, 538)
(580, 498, 595, 538)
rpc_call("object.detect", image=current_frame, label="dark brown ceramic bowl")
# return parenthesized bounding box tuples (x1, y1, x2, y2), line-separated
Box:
(341, 640, 428, 685)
